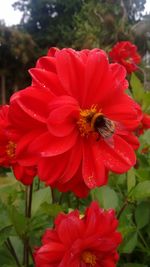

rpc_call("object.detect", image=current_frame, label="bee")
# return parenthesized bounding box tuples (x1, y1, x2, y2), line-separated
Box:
(91, 113, 115, 139)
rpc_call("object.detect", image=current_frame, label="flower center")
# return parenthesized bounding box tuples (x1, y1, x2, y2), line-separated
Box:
(81, 251, 96, 266)
(77, 105, 115, 139)
(125, 57, 132, 63)
(6, 141, 16, 159)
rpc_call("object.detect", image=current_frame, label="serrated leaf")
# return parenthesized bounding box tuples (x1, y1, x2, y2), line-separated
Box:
(130, 181, 150, 200)
(91, 185, 119, 209)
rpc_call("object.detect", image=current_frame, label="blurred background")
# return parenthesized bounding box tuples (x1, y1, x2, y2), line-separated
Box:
(0, 0, 150, 104)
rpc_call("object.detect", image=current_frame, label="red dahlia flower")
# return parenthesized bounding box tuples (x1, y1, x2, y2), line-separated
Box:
(0, 105, 36, 185)
(34, 202, 122, 267)
(109, 41, 141, 74)
(9, 48, 141, 197)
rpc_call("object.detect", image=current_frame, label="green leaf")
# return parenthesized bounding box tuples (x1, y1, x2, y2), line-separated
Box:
(0, 202, 12, 230)
(41, 203, 64, 217)
(130, 181, 150, 200)
(135, 168, 150, 182)
(8, 236, 23, 263)
(31, 187, 52, 216)
(130, 73, 144, 103)
(91, 185, 119, 209)
(135, 202, 150, 229)
(140, 129, 150, 145)
(120, 232, 138, 253)
(142, 92, 150, 112)
(8, 206, 27, 238)
(0, 226, 13, 246)
(127, 168, 136, 192)
(118, 225, 136, 238)
(0, 247, 16, 266)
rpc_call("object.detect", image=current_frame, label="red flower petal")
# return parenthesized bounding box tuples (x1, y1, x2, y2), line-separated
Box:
(36, 56, 57, 73)
(38, 154, 69, 184)
(16, 130, 44, 166)
(13, 86, 54, 123)
(29, 131, 78, 157)
(29, 68, 66, 96)
(58, 140, 82, 184)
(83, 49, 109, 106)
(47, 97, 79, 137)
(82, 139, 108, 188)
(55, 49, 85, 104)
(98, 135, 136, 173)
(57, 213, 84, 246)
(12, 163, 36, 185)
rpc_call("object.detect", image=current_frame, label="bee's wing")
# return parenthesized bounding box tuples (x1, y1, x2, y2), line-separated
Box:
(103, 136, 115, 148)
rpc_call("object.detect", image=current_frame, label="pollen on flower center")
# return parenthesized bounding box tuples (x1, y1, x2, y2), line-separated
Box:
(125, 57, 132, 63)
(6, 141, 16, 159)
(81, 251, 96, 266)
(77, 105, 115, 139)
(77, 105, 98, 137)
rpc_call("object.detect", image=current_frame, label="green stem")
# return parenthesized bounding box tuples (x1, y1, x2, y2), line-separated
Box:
(117, 199, 128, 219)
(51, 188, 56, 203)
(23, 184, 33, 267)
(36, 179, 40, 191)
(28, 184, 33, 218)
(137, 229, 149, 249)
(5, 238, 21, 267)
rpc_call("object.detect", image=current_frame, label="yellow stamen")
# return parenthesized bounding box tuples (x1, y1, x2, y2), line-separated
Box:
(77, 105, 100, 137)
(81, 251, 96, 266)
(6, 141, 16, 159)
(125, 57, 132, 63)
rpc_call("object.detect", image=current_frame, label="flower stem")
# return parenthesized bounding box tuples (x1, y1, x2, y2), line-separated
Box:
(28, 184, 33, 218)
(23, 184, 33, 267)
(137, 229, 149, 249)
(117, 199, 128, 219)
(5, 238, 21, 267)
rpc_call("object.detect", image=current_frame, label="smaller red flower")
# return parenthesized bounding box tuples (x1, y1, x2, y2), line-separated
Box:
(0, 105, 36, 185)
(141, 146, 150, 154)
(141, 113, 150, 131)
(34, 202, 122, 267)
(137, 113, 150, 135)
(109, 41, 141, 74)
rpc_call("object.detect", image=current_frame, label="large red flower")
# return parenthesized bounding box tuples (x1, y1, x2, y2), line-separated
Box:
(9, 48, 141, 197)
(109, 41, 141, 74)
(0, 105, 36, 185)
(34, 202, 122, 267)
